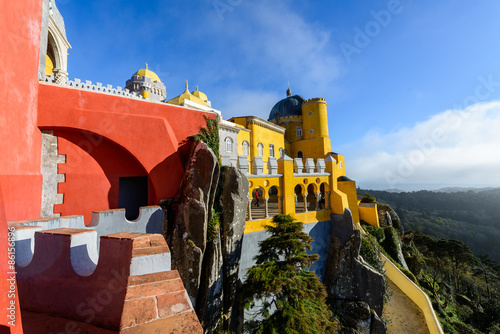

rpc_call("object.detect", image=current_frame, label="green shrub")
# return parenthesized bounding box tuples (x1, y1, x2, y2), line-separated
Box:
(360, 235, 384, 274)
(360, 192, 376, 203)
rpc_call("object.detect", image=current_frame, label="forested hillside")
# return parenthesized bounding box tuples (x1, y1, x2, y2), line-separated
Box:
(358, 188, 500, 263)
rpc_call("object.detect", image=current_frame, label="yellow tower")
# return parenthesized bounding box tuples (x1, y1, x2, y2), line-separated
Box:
(301, 98, 329, 140)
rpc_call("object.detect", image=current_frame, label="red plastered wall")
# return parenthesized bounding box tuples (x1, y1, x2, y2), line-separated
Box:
(38, 84, 215, 221)
(0, 0, 43, 222)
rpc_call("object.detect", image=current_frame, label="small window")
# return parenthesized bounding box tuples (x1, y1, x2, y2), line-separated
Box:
(269, 144, 275, 157)
(309, 129, 314, 134)
(340, 161, 343, 169)
(258, 143, 264, 156)
(225, 137, 232, 153)
(243, 141, 249, 156)
(296, 126, 302, 137)
(279, 147, 284, 157)
(297, 151, 303, 159)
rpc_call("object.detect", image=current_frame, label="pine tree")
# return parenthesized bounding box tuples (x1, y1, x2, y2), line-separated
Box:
(240, 214, 337, 334)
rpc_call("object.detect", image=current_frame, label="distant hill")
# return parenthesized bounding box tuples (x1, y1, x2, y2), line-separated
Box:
(435, 186, 500, 193)
(358, 188, 500, 263)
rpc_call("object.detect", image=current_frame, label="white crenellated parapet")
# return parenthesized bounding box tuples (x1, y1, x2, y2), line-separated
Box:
(304, 158, 315, 173)
(294, 158, 304, 174)
(267, 157, 278, 175)
(9, 206, 163, 267)
(238, 156, 249, 174)
(316, 158, 326, 173)
(253, 156, 264, 175)
(44, 76, 150, 100)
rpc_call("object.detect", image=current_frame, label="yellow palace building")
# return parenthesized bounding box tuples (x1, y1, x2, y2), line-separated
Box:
(222, 88, 380, 231)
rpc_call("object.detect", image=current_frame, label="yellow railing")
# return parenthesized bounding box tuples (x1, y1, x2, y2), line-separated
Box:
(382, 254, 444, 334)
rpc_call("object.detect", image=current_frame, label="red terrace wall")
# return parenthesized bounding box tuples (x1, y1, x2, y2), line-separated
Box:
(38, 83, 214, 221)
(0, 0, 43, 222)
(53, 130, 149, 223)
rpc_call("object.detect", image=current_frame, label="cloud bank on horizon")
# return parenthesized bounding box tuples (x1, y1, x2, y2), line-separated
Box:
(341, 100, 500, 191)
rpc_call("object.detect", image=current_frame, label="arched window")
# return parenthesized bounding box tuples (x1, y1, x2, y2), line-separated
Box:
(258, 143, 264, 156)
(297, 151, 303, 159)
(279, 147, 284, 157)
(243, 141, 249, 156)
(269, 144, 275, 157)
(225, 137, 232, 153)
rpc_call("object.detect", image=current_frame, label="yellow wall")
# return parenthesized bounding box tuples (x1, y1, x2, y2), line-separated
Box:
(301, 98, 329, 140)
(358, 203, 379, 227)
(245, 209, 331, 234)
(277, 116, 303, 143)
(331, 154, 346, 177)
(237, 127, 251, 156)
(290, 137, 331, 160)
(45, 55, 54, 77)
(247, 123, 284, 162)
(337, 180, 360, 223)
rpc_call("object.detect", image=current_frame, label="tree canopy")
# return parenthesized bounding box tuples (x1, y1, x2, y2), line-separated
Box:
(240, 214, 337, 334)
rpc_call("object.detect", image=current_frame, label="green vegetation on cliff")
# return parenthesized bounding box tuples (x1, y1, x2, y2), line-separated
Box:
(358, 188, 500, 262)
(240, 214, 337, 334)
(358, 190, 500, 333)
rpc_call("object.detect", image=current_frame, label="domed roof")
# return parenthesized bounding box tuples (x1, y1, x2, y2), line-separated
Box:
(268, 91, 305, 121)
(191, 86, 208, 102)
(133, 65, 161, 83)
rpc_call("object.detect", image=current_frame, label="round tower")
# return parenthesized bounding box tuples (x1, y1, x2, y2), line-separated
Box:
(301, 98, 328, 140)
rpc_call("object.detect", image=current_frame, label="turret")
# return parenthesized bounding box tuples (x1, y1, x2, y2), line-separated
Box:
(301, 98, 329, 140)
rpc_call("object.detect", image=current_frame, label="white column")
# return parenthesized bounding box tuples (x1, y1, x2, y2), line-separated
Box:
(316, 192, 321, 211)
(265, 197, 269, 219)
(248, 198, 253, 221)
(304, 192, 308, 213)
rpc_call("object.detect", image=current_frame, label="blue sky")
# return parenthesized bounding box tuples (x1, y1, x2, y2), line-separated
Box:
(57, 0, 500, 190)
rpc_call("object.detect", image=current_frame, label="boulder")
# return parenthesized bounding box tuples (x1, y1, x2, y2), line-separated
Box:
(332, 300, 386, 334)
(164, 141, 220, 305)
(194, 166, 249, 333)
(324, 209, 386, 317)
(219, 167, 249, 332)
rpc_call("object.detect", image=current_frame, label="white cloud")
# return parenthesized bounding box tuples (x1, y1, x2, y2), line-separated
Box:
(205, 1, 341, 94)
(218, 89, 282, 120)
(339, 101, 500, 190)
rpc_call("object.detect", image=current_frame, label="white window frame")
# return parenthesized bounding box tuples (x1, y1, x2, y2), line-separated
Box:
(225, 137, 232, 153)
(279, 147, 284, 157)
(269, 144, 275, 157)
(296, 126, 302, 137)
(243, 141, 249, 156)
(258, 143, 264, 156)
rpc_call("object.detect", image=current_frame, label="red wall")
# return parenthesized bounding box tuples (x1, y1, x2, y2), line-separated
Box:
(38, 84, 214, 222)
(0, 0, 43, 222)
(53, 129, 149, 223)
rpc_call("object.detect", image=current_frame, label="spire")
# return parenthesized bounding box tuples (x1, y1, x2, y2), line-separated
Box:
(145, 62, 148, 70)
(196, 85, 199, 91)
(286, 82, 291, 97)
(184, 80, 189, 92)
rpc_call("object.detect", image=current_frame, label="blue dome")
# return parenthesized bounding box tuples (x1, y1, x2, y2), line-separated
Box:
(268, 95, 305, 121)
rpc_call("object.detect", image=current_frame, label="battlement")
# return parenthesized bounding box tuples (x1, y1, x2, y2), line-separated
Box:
(9, 206, 163, 266)
(44, 75, 147, 99)
(14, 229, 202, 331)
(302, 97, 327, 105)
(11, 214, 202, 332)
